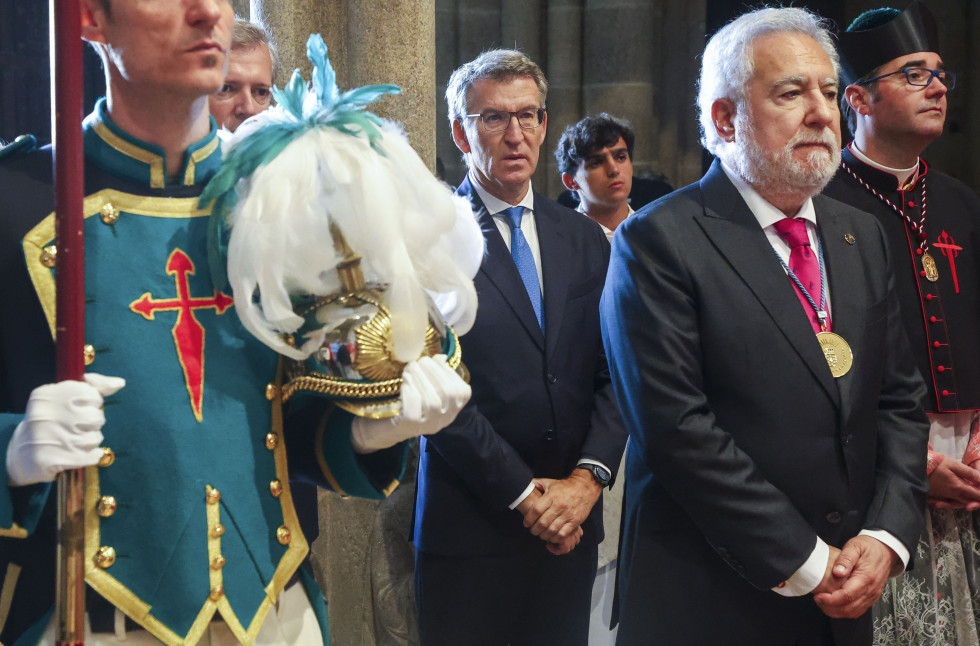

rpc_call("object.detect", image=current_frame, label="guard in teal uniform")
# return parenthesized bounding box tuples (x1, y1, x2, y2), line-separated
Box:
(0, 1, 476, 644)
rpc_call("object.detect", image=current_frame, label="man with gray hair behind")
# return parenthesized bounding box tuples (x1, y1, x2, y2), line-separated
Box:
(208, 18, 278, 132)
(601, 7, 929, 645)
(412, 49, 626, 645)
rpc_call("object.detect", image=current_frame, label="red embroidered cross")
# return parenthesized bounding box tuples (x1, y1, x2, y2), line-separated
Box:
(129, 248, 234, 422)
(933, 230, 963, 294)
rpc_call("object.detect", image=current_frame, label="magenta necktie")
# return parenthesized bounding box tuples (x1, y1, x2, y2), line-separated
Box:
(773, 217, 823, 333)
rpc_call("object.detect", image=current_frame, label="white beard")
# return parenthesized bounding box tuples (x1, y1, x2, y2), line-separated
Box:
(729, 110, 841, 204)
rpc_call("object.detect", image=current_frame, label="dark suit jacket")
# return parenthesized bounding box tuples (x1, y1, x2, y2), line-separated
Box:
(413, 175, 627, 556)
(602, 161, 929, 646)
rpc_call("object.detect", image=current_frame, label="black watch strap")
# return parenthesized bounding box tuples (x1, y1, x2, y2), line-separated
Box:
(576, 464, 611, 487)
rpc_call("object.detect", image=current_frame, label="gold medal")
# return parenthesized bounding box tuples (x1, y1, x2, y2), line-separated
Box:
(816, 331, 853, 378)
(921, 251, 939, 282)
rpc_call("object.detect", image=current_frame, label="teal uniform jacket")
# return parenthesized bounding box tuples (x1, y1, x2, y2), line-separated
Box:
(0, 99, 406, 645)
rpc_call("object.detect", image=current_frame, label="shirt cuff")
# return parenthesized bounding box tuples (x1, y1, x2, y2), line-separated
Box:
(508, 482, 535, 510)
(773, 537, 828, 597)
(859, 529, 910, 576)
(576, 458, 612, 473)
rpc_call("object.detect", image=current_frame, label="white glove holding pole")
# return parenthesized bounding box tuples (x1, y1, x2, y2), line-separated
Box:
(6, 373, 126, 486)
(351, 355, 470, 453)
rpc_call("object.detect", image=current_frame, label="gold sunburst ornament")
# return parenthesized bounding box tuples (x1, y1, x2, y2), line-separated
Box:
(280, 225, 465, 418)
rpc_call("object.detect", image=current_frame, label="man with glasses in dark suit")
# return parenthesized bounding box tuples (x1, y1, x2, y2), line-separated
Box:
(413, 49, 626, 645)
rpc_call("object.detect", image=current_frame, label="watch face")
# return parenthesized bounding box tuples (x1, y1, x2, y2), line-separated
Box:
(592, 465, 611, 485)
(578, 464, 610, 486)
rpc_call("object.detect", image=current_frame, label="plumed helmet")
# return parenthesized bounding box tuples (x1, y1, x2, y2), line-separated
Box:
(201, 34, 484, 417)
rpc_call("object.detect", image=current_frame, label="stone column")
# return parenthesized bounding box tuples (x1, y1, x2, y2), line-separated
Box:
(434, 0, 461, 185)
(346, 0, 437, 168)
(230, 0, 250, 19)
(250, 0, 337, 88)
(254, 0, 435, 166)
(544, 0, 584, 197)
(248, 1, 437, 644)
(575, 0, 706, 192)
(655, 0, 707, 188)
(502, 0, 551, 193)
(436, 0, 504, 187)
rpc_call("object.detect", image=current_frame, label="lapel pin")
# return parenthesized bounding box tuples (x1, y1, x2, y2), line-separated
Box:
(844, 233, 855, 245)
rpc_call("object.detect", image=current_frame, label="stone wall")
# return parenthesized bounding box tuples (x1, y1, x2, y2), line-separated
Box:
(435, 0, 708, 196)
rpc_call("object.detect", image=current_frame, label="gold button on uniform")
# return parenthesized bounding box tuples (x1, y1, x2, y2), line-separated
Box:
(265, 433, 278, 450)
(211, 523, 226, 538)
(211, 555, 226, 570)
(206, 488, 221, 505)
(100, 203, 119, 225)
(95, 546, 116, 569)
(269, 480, 283, 498)
(97, 495, 117, 517)
(83, 344, 96, 366)
(40, 245, 57, 268)
(276, 525, 291, 545)
(99, 202, 119, 224)
(265, 383, 278, 401)
(98, 447, 115, 467)
(209, 585, 224, 601)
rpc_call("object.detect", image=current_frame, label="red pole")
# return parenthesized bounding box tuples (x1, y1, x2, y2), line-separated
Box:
(52, 0, 87, 643)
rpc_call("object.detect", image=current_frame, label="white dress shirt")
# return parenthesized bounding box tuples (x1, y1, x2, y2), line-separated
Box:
(575, 203, 635, 243)
(471, 179, 544, 291)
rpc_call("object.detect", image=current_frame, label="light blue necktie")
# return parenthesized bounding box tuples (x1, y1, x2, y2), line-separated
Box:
(502, 206, 544, 332)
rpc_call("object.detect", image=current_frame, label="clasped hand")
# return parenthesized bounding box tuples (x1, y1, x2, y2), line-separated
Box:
(929, 457, 980, 510)
(812, 536, 897, 619)
(516, 470, 602, 555)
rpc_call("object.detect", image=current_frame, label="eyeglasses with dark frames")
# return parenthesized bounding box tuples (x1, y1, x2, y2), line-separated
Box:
(465, 108, 546, 131)
(858, 68, 955, 90)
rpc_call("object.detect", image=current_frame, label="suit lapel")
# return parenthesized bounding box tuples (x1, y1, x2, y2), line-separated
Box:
(814, 198, 864, 421)
(696, 162, 840, 408)
(534, 193, 569, 361)
(458, 177, 545, 351)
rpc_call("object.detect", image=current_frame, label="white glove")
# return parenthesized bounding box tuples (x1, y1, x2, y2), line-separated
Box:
(6, 373, 126, 486)
(351, 355, 470, 453)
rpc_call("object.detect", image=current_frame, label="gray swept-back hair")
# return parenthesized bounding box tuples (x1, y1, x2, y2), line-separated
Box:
(231, 17, 280, 82)
(697, 7, 840, 156)
(445, 49, 548, 125)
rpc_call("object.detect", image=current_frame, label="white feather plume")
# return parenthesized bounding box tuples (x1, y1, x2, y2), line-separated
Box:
(224, 112, 483, 362)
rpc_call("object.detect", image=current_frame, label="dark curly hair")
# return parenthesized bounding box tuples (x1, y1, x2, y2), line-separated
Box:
(554, 113, 634, 177)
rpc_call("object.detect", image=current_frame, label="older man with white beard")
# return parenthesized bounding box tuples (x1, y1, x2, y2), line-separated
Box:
(600, 7, 930, 646)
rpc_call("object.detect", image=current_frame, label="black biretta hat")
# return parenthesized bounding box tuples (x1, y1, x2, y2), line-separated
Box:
(838, 0, 940, 86)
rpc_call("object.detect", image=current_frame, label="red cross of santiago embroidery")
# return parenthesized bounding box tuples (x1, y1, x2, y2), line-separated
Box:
(129, 248, 233, 422)
(933, 230, 963, 294)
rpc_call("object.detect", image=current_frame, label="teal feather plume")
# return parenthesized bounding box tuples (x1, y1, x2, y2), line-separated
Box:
(273, 69, 308, 119)
(200, 33, 402, 290)
(308, 34, 338, 107)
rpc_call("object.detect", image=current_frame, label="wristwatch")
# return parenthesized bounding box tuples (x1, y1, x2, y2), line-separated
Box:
(576, 463, 611, 488)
